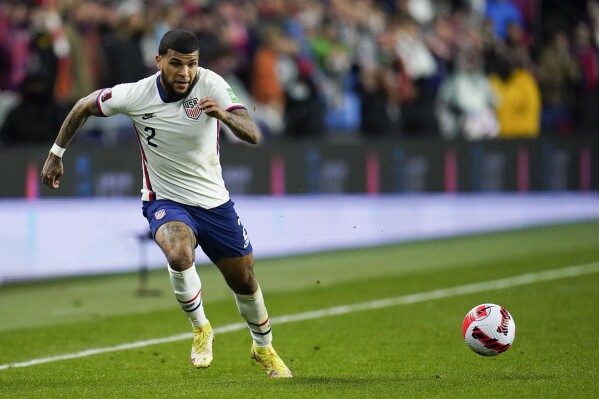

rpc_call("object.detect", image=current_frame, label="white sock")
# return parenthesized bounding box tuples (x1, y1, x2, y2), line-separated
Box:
(234, 285, 272, 347)
(168, 264, 209, 328)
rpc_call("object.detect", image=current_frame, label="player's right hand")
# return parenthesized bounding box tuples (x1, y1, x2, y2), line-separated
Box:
(41, 153, 64, 189)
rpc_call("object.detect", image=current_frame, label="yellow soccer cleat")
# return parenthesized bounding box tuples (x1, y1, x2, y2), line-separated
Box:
(191, 322, 214, 368)
(251, 342, 293, 378)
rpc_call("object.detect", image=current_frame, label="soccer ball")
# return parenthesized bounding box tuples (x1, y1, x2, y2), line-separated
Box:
(462, 303, 515, 356)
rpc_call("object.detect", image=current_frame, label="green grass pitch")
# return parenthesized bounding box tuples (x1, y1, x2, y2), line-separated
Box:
(1, 221, 598, 398)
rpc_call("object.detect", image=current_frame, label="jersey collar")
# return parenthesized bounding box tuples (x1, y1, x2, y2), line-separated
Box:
(156, 75, 178, 103)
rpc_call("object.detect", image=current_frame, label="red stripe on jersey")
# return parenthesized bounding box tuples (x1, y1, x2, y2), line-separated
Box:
(134, 125, 155, 198)
(216, 120, 221, 155)
(226, 105, 246, 112)
(96, 89, 109, 117)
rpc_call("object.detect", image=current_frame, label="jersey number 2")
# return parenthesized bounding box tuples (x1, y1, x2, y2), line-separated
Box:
(145, 127, 157, 147)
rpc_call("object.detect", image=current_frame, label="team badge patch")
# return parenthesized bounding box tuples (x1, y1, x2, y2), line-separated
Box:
(183, 98, 203, 119)
(154, 209, 166, 220)
(226, 88, 240, 103)
(101, 89, 112, 102)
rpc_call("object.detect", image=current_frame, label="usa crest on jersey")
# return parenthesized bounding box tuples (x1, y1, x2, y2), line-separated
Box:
(183, 98, 203, 119)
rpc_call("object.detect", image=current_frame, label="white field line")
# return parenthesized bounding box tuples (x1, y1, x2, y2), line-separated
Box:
(1, 262, 598, 371)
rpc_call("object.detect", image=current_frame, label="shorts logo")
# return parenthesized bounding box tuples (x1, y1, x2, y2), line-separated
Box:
(154, 209, 166, 220)
(238, 218, 250, 248)
(183, 98, 203, 119)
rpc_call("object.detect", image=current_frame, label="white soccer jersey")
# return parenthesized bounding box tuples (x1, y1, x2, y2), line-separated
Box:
(96, 68, 246, 208)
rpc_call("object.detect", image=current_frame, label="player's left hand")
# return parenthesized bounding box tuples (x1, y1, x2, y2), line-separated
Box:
(199, 97, 225, 120)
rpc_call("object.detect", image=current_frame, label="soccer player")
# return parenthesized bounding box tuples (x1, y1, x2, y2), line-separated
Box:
(40, 29, 292, 379)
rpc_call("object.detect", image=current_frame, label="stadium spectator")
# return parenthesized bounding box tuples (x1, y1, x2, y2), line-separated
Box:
(0, 0, 596, 140)
(537, 30, 580, 136)
(572, 21, 599, 136)
(357, 20, 403, 137)
(28, 1, 71, 101)
(0, 3, 11, 91)
(0, 72, 66, 147)
(403, 0, 436, 25)
(424, 10, 473, 85)
(250, 26, 297, 135)
(391, 15, 439, 136)
(280, 1, 326, 138)
(283, 58, 326, 138)
(488, 51, 541, 138)
(310, 14, 357, 132)
(137, 2, 184, 75)
(504, 20, 534, 72)
(214, 1, 252, 59)
(62, 1, 104, 106)
(485, 0, 524, 41)
(436, 48, 499, 140)
(100, 0, 148, 87)
(0, 1, 30, 92)
(184, 6, 222, 67)
(40, 29, 292, 378)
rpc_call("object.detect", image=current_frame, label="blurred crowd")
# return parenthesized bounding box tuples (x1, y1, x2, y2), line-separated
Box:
(1, 0, 599, 147)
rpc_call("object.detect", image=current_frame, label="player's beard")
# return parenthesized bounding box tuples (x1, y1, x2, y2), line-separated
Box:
(161, 73, 199, 101)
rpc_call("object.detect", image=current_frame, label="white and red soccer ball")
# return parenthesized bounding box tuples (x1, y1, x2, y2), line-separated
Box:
(462, 303, 516, 356)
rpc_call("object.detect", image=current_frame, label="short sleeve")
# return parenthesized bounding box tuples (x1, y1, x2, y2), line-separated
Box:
(207, 71, 246, 112)
(96, 83, 135, 117)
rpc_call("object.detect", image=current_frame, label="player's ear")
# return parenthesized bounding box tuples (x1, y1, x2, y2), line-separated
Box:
(156, 55, 162, 70)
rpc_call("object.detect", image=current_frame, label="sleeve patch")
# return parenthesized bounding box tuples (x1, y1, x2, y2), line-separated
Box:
(226, 88, 240, 104)
(101, 89, 113, 102)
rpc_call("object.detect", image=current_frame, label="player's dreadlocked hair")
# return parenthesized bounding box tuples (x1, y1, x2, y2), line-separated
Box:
(158, 29, 199, 55)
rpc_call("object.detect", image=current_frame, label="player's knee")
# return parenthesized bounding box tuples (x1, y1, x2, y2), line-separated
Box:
(166, 252, 194, 271)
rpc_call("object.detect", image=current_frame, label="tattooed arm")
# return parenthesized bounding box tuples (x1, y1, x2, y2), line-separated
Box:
(41, 90, 103, 189)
